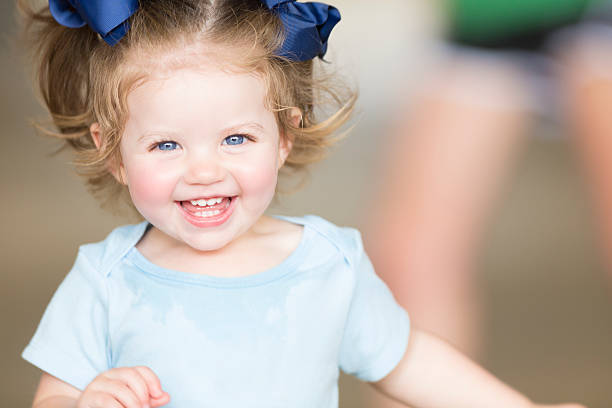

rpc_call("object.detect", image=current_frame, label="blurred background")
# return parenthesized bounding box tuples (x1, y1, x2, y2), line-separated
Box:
(2, 0, 612, 407)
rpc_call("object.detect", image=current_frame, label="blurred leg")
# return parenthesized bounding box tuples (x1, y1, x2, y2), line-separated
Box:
(558, 26, 612, 283)
(362, 56, 530, 407)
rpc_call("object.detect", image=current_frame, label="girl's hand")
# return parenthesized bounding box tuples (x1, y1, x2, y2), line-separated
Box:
(533, 404, 586, 408)
(77, 366, 170, 408)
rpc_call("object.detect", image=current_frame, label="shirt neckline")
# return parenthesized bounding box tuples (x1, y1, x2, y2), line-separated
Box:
(125, 216, 311, 288)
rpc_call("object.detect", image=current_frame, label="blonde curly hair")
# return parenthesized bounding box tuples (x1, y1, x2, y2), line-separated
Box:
(18, 0, 355, 207)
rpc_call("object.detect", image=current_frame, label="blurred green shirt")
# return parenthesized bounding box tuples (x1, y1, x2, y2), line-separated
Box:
(447, 0, 605, 45)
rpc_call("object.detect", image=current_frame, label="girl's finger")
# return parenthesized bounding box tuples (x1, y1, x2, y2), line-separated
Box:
(149, 391, 171, 408)
(133, 366, 165, 398)
(107, 380, 143, 408)
(84, 390, 124, 408)
(103, 368, 150, 406)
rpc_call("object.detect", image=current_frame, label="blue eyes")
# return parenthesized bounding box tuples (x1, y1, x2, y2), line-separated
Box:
(223, 135, 246, 145)
(157, 141, 178, 151)
(152, 135, 248, 152)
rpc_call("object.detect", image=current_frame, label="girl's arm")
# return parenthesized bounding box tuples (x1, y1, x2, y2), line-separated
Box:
(31, 369, 170, 408)
(32, 373, 80, 408)
(373, 329, 585, 408)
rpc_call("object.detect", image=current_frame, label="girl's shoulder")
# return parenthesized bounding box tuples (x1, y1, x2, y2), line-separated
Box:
(78, 221, 149, 277)
(274, 214, 365, 268)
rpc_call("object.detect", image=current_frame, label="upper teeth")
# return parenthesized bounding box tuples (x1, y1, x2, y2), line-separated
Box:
(190, 197, 223, 207)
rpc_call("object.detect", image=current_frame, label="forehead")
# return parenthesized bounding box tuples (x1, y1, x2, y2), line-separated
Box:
(125, 65, 273, 131)
(124, 39, 265, 85)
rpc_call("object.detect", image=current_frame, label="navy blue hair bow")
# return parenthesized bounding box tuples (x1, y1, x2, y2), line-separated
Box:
(49, 0, 138, 46)
(262, 0, 341, 61)
(48, 0, 340, 60)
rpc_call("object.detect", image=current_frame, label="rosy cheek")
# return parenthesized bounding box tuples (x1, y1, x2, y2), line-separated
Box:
(234, 158, 279, 207)
(125, 161, 178, 210)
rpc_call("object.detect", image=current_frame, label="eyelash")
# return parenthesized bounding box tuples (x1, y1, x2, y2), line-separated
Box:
(150, 140, 179, 152)
(222, 134, 254, 146)
(148, 134, 255, 152)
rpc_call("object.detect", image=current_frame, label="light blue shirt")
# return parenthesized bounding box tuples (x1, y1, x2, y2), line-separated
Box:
(23, 215, 410, 407)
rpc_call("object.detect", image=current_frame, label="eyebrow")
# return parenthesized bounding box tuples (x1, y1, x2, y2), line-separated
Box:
(136, 122, 266, 142)
(137, 130, 180, 143)
(223, 122, 265, 134)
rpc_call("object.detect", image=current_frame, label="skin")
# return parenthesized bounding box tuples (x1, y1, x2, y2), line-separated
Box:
(33, 57, 303, 408)
(31, 49, 586, 408)
(373, 330, 585, 408)
(33, 368, 169, 408)
(365, 22, 612, 408)
(95, 66, 303, 277)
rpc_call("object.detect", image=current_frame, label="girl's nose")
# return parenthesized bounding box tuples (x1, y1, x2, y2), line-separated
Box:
(183, 149, 226, 185)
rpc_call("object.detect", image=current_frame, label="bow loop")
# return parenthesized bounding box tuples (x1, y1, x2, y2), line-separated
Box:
(263, 0, 341, 61)
(49, 0, 139, 46)
(48, 0, 340, 58)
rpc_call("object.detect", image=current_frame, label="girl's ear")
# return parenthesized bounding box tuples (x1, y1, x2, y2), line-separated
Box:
(278, 135, 292, 169)
(90, 122, 103, 150)
(289, 107, 302, 128)
(278, 108, 301, 169)
(90, 123, 127, 185)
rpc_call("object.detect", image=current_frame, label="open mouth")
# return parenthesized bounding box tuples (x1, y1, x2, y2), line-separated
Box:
(177, 196, 236, 226)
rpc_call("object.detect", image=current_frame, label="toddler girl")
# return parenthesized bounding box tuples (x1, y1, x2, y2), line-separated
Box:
(20, 1, 586, 407)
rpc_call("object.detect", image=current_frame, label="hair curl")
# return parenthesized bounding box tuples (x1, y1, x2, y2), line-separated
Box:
(18, 0, 355, 208)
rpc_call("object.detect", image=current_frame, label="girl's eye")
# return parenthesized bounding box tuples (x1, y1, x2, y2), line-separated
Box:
(157, 141, 178, 151)
(223, 135, 246, 146)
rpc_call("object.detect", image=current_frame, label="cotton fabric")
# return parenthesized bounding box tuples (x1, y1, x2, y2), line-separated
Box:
(23, 215, 410, 407)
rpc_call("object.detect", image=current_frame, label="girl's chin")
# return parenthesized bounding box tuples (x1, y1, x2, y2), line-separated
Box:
(179, 232, 238, 253)
(185, 240, 232, 253)
(144, 223, 236, 253)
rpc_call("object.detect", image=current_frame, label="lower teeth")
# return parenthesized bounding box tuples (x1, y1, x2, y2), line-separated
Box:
(194, 209, 221, 218)
(183, 197, 232, 218)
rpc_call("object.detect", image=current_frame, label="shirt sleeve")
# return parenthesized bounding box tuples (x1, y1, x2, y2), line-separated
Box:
(22, 250, 110, 390)
(338, 248, 410, 382)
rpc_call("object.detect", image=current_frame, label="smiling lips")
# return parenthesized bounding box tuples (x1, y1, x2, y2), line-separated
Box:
(178, 197, 235, 227)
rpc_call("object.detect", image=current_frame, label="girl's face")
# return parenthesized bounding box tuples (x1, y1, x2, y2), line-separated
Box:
(116, 65, 291, 252)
